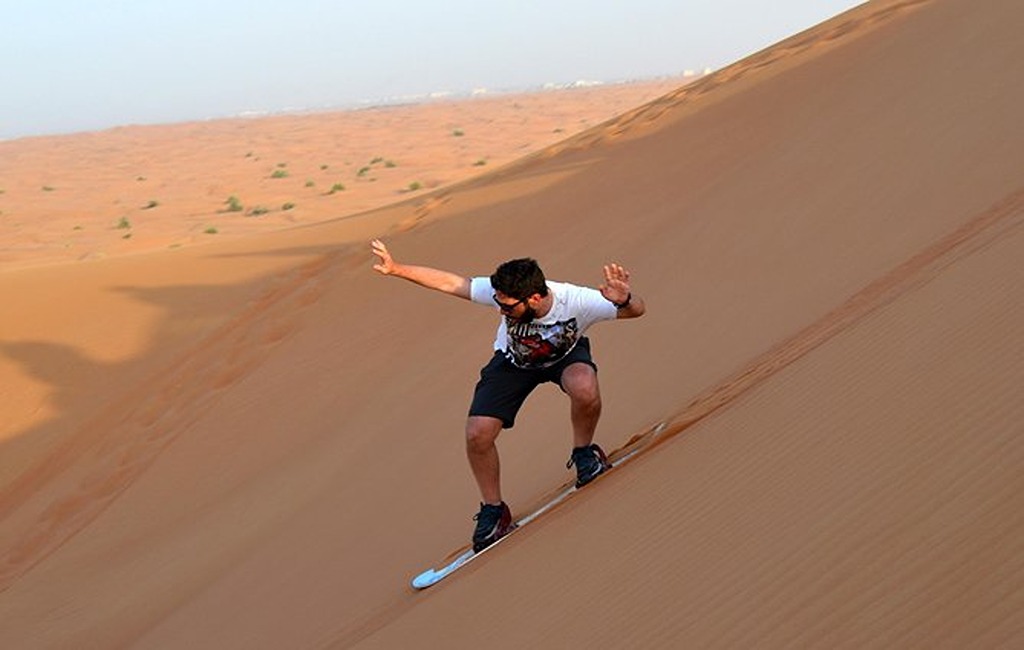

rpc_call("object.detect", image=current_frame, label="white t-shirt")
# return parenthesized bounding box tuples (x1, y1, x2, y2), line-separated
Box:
(470, 277, 618, 368)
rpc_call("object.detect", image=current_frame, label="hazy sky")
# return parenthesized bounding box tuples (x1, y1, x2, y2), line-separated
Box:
(2, 1, 863, 140)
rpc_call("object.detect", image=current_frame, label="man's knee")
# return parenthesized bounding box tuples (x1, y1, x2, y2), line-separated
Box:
(465, 416, 502, 453)
(562, 364, 601, 406)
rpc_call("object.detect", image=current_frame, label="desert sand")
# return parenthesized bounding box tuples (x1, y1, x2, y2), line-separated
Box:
(0, 79, 684, 270)
(2, 0, 1023, 647)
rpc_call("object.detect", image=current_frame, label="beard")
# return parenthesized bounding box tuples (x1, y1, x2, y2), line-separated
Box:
(508, 306, 538, 324)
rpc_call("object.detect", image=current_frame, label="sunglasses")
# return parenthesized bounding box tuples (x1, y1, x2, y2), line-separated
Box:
(493, 294, 525, 313)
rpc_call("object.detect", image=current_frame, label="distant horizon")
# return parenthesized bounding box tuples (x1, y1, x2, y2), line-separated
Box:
(2, 1, 863, 140)
(0, 73, 700, 143)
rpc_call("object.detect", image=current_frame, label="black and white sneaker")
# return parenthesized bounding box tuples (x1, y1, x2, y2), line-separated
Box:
(472, 502, 515, 553)
(567, 443, 611, 488)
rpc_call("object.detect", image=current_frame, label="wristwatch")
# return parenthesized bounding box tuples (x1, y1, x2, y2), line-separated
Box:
(612, 293, 632, 309)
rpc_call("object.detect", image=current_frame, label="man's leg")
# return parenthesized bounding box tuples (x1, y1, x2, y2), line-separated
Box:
(560, 362, 602, 448)
(465, 415, 505, 505)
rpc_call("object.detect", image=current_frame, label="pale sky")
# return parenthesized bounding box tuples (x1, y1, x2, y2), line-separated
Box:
(1, 1, 863, 140)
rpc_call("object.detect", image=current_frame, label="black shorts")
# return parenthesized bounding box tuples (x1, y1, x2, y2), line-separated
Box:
(468, 336, 598, 429)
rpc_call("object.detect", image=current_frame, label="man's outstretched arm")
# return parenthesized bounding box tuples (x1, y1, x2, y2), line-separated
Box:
(371, 239, 471, 300)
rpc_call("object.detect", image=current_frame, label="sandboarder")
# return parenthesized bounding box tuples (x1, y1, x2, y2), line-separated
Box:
(371, 239, 646, 551)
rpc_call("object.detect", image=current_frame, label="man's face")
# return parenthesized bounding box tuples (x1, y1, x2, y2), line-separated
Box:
(493, 291, 537, 323)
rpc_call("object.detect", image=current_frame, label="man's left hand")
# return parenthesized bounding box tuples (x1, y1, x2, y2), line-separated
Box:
(600, 264, 631, 305)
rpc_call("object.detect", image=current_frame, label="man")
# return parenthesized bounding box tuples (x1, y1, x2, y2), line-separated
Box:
(371, 239, 646, 551)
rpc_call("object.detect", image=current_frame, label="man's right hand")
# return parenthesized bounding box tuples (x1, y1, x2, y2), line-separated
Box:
(371, 239, 397, 275)
(370, 239, 472, 299)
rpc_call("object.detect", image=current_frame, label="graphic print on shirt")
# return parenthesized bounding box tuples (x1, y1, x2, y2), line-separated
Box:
(505, 317, 579, 368)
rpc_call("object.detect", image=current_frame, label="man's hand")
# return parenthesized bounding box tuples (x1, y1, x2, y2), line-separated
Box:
(600, 263, 645, 319)
(369, 239, 471, 299)
(371, 239, 397, 275)
(599, 263, 631, 304)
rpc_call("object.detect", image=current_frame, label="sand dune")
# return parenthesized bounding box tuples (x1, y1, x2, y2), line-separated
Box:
(0, 80, 683, 270)
(2, 0, 1023, 647)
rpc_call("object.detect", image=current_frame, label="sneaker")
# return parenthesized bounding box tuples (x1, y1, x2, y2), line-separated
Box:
(472, 502, 515, 553)
(567, 443, 611, 488)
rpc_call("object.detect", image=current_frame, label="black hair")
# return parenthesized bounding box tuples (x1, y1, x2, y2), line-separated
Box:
(490, 258, 549, 300)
